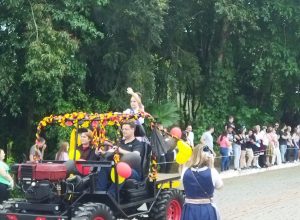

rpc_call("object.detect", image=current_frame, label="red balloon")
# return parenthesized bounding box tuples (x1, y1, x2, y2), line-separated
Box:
(116, 162, 132, 178)
(170, 127, 182, 139)
(76, 159, 91, 176)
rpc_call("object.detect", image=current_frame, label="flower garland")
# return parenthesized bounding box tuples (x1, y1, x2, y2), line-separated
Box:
(36, 111, 154, 145)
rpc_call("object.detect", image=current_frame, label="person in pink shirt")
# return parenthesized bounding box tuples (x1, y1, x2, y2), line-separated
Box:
(217, 131, 232, 172)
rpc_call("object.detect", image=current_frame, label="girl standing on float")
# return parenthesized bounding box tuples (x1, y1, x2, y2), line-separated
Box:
(181, 144, 223, 220)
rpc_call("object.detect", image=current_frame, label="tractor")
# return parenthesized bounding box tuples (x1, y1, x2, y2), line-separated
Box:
(0, 112, 185, 220)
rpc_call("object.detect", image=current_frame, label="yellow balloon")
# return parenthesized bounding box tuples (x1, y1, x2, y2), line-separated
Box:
(110, 168, 125, 184)
(176, 153, 188, 164)
(176, 140, 192, 159)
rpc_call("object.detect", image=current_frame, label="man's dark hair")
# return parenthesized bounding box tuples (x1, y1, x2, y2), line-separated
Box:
(122, 121, 136, 130)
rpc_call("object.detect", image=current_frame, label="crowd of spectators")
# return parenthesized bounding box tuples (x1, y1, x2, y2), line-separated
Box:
(199, 116, 300, 172)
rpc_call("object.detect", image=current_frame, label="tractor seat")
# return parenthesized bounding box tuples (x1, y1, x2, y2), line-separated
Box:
(122, 142, 152, 190)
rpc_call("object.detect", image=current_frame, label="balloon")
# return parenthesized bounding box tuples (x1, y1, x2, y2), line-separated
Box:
(170, 127, 182, 139)
(177, 140, 192, 157)
(165, 137, 177, 152)
(176, 140, 193, 164)
(176, 153, 188, 164)
(64, 160, 76, 175)
(110, 168, 125, 184)
(116, 162, 132, 178)
(75, 159, 91, 175)
(121, 153, 141, 172)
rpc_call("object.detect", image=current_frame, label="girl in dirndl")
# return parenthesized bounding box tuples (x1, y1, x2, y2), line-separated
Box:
(181, 144, 223, 220)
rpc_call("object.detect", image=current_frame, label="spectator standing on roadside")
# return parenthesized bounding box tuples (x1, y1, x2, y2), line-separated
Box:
(271, 127, 281, 166)
(225, 115, 235, 131)
(252, 125, 261, 168)
(278, 125, 288, 163)
(217, 131, 231, 172)
(226, 125, 235, 169)
(185, 125, 194, 147)
(292, 127, 299, 162)
(200, 125, 215, 156)
(238, 127, 248, 169)
(258, 126, 268, 167)
(232, 127, 245, 170)
(242, 130, 254, 169)
(0, 149, 14, 203)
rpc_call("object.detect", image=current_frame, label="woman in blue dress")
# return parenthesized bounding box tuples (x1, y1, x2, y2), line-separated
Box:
(181, 144, 223, 220)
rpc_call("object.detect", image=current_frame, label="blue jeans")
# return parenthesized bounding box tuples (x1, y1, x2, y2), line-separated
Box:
(280, 145, 287, 162)
(108, 169, 141, 198)
(96, 167, 141, 193)
(294, 148, 299, 161)
(220, 147, 229, 171)
(233, 144, 241, 169)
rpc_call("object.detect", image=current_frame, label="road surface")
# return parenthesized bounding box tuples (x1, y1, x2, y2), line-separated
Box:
(215, 165, 300, 220)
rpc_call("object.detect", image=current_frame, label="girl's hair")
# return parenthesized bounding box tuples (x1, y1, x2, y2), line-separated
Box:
(220, 131, 228, 142)
(185, 144, 213, 168)
(55, 142, 69, 160)
(135, 92, 142, 98)
(81, 130, 93, 141)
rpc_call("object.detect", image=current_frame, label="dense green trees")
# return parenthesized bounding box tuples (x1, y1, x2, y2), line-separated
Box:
(0, 0, 299, 160)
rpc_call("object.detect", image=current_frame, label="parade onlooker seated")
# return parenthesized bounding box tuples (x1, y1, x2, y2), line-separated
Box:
(29, 137, 47, 162)
(55, 141, 69, 161)
(77, 130, 101, 161)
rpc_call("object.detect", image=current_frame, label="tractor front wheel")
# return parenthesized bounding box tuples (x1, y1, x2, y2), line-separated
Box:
(72, 202, 116, 220)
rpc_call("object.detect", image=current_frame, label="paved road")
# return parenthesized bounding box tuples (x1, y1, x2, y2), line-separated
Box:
(214, 165, 300, 220)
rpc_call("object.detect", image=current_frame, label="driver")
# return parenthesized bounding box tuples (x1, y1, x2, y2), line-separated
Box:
(96, 121, 143, 191)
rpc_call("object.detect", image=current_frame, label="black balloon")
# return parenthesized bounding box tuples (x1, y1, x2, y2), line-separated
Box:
(64, 160, 76, 175)
(121, 153, 141, 171)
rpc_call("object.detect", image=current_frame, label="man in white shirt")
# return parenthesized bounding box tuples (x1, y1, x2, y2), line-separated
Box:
(201, 126, 215, 156)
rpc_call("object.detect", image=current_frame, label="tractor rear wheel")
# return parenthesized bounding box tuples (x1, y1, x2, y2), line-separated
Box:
(72, 202, 115, 220)
(149, 189, 184, 220)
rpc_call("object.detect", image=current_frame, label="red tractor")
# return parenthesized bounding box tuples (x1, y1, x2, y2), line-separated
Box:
(0, 112, 185, 220)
